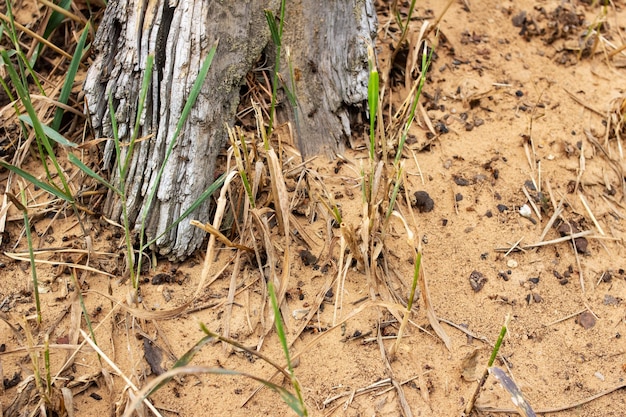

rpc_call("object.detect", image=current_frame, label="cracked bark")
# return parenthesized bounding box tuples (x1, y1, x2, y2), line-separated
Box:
(84, 0, 376, 260)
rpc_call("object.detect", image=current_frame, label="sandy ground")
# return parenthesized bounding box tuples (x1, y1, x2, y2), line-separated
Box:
(1, 0, 626, 416)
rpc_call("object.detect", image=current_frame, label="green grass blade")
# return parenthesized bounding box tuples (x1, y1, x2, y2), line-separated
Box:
(0, 161, 73, 203)
(264, 10, 280, 46)
(268, 282, 292, 372)
(1, 50, 74, 197)
(19, 115, 78, 148)
(18, 189, 42, 324)
(29, 0, 73, 66)
(146, 334, 214, 396)
(268, 282, 308, 415)
(68, 153, 121, 194)
(407, 251, 421, 311)
(264, 0, 286, 139)
(123, 54, 154, 178)
(70, 269, 101, 365)
(394, 42, 433, 166)
(3, 2, 45, 95)
(367, 46, 379, 161)
(488, 315, 510, 367)
(51, 21, 90, 131)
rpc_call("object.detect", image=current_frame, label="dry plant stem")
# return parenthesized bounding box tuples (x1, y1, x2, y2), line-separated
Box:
(377, 320, 414, 417)
(477, 381, 626, 414)
(419, 267, 452, 350)
(189, 220, 253, 252)
(495, 230, 593, 252)
(287, 271, 335, 347)
(222, 251, 242, 353)
(196, 170, 237, 298)
(323, 375, 419, 407)
(78, 330, 164, 417)
(522, 186, 541, 220)
(5, 252, 115, 276)
(35, 0, 84, 23)
(538, 203, 563, 242)
(585, 129, 626, 197)
(333, 233, 347, 326)
(0, 13, 73, 59)
(578, 191, 605, 235)
(438, 318, 491, 345)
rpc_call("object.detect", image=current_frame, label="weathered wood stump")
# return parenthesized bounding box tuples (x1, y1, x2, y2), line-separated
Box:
(84, 0, 376, 260)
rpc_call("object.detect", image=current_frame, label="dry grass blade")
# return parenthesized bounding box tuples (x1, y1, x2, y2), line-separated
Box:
(36, 0, 85, 23)
(251, 208, 281, 349)
(585, 129, 626, 197)
(578, 192, 605, 235)
(377, 320, 413, 417)
(495, 230, 593, 252)
(288, 272, 335, 347)
(196, 170, 238, 298)
(3, 253, 115, 277)
(477, 381, 626, 414)
(222, 251, 242, 352)
(418, 266, 452, 351)
(79, 330, 164, 417)
(267, 148, 290, 236)
(86, 290, 189, 320)
(61, 387, 74, 417)
(190, 220, 253, 252)
(0, 13, 73, 59)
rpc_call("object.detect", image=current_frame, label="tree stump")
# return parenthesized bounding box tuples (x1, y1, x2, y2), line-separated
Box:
(84, 0, 377, 260)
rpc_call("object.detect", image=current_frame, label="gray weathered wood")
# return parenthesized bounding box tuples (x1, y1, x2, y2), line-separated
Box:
(84, 0, 376, 260)
(279, 0, 377, 157)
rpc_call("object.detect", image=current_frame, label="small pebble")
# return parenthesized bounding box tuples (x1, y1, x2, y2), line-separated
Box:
(507, 259, 518, 268)
(454, 176, 470, 186)
(578, 311, 596, 329)
(469, 270, 487, 292)
(603, 294, 621, 306)
(594, 372, 605, 381)
(524, 180, 536, 191)
(497, 204, 508, 212)
(413, 191, 435, 213)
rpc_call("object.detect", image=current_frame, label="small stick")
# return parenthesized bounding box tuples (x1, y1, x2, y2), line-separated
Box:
(504, 237, 525, 256)
(571, 228, 585, 293)
(578, 192, 605, 235)
(438, 318, 491, 345)
(543, 308, 587, 327)
(522, 186, 541, 221)
(477, 381, 626, 414)
(495, 230, 593, 252)
(538, 204, 563, 242)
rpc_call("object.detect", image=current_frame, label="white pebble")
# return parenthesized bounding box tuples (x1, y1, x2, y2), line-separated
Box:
(507, 259, 518, 268)
(519, 204, 532, 218)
